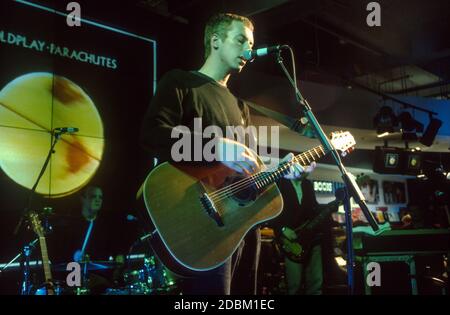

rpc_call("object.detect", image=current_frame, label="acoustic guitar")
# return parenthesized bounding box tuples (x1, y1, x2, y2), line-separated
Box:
(142, 131, 355, 275)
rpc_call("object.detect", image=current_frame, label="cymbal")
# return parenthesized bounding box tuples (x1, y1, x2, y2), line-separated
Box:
(53, 261, 120, 271)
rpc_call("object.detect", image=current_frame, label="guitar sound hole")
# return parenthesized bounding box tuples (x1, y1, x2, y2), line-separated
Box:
(224, 175, 258, 204)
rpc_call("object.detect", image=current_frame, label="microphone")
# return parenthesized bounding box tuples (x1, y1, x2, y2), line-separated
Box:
(53, 127, 79, 133)
(242, 45, 285, 61)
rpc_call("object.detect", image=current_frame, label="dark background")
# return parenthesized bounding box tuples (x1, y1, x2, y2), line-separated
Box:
(0, 0, 156, 282)
(0, 0, 449, 295)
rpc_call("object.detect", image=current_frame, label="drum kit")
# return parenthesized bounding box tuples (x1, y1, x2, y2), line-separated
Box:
(7, 254, 178, 296)
(1, 226, 178, 295)
(104, 256, 177, 295)
(0, 128, 178, 295)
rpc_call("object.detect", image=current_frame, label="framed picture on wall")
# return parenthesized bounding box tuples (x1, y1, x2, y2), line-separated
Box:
(357, 175, 379, 204)
(382, 181, 406, 204)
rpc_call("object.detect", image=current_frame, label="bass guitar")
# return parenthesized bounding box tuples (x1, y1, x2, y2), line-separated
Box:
(279, 195, 343, 263)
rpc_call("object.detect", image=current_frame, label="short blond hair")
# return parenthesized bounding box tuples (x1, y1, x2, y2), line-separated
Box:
(204, 13, 254, 60)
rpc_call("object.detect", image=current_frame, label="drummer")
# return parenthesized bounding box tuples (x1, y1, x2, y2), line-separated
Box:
(72, 186, 114, 294)
(73, 186, 104, 263)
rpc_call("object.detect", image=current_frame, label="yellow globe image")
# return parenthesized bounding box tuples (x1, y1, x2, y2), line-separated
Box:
(0, 72, 104, 197)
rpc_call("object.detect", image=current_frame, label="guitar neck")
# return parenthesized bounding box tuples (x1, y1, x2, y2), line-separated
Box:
(295, 199, 341, 235)
(38, 236, 53, 284)
(253, 145, 326, 189)
(293, 145, 327, 167)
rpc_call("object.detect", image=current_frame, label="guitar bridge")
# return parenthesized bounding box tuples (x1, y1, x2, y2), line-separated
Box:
(200, 193, 224, 227)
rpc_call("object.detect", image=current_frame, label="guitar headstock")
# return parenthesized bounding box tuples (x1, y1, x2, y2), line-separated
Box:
(29, 212, 45, 238)
(329, 131, 356, 157)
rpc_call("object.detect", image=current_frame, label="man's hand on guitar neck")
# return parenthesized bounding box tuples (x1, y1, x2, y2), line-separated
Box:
(216, 138, 316, 179)
(281, 152, 316, 180)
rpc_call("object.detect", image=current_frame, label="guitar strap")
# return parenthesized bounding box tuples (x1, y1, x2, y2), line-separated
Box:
(290, 179, 304, 206)
(244, 101, 316, 138)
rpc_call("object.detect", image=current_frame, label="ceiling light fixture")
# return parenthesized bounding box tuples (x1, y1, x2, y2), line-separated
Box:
(373, 106, 398, 135)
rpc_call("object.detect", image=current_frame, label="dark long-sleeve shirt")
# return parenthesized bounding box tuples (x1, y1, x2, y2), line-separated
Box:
(140, 69, 251, 162)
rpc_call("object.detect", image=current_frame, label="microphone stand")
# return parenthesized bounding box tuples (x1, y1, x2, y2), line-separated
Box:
(19, 241, 35, 295)
(14, 130, 63, 235)
(0, 238, 39, 275)
(12, 130, 62, 295)
(275, 50, 380, 295)
(0, 238, 39, 295)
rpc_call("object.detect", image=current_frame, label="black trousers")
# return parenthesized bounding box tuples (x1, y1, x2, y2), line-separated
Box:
(179, 228, 261, 295)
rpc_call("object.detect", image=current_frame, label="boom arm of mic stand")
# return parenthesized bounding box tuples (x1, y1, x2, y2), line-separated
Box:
(275, 50, 379, 231)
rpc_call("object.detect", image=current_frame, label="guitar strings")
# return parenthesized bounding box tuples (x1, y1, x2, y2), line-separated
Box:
(208, 146, 325, 202)
(208, 158, 295, 201)
(209, 154, 309, 202)
(209, 161, 293, 202)
(208, 161, 293, 216)
(204, 134, 352, 216)
(208, 147, 323, 201)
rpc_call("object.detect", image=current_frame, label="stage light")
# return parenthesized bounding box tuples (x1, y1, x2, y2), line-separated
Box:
(404, 151, 422, 175)
(398, 111, 424, 141)
(386, 152, 399, 168)
(408, 154, 420, 168)
(373, 106, 397, 135)
(374, 146, 422, 175)
(373, 146, 403, 174)
(420, 117, 442, 147)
